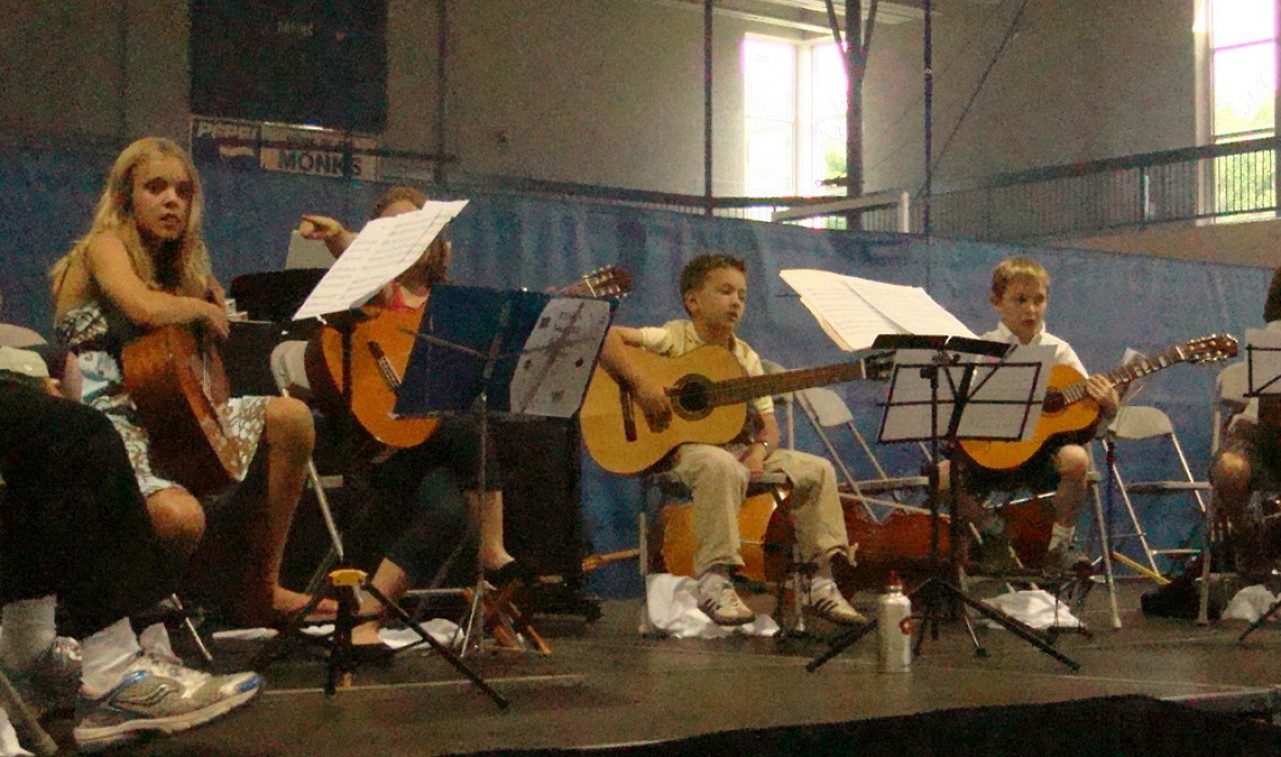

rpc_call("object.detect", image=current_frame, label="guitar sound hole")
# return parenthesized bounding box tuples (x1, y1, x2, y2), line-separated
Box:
(673, 375, 712, 420)
(1043, 392, 1065, 413)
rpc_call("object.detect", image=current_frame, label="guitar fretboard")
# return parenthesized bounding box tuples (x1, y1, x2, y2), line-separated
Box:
(1055, 342, 1208, 405)
(671, 361, 867, 407)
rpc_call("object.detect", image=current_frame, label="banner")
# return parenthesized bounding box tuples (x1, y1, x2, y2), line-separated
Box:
(190, 115, 381, 181)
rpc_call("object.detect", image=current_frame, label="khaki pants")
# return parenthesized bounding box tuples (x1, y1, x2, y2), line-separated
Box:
(665, 443, 849, 577)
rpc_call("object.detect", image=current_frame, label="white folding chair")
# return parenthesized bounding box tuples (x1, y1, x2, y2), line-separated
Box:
(792, 386, 931, 516)
(1105, 405, 1211, 580)
(759, 360, 929, 522)
(1197, 361, 1251, 625)
(1212, 361, 1248, 455)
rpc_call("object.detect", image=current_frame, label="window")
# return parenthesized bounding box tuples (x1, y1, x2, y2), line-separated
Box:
(743, 36, 848, 203)
(1206, 0, 1276, 219)
(744, 38, 797, 198)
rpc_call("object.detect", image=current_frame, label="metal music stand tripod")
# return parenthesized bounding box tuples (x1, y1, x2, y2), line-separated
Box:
(252, 200, 507, 702)
(809, 334, 1081, 672)
(1236, 333, 1281, 642)
(255, 307, 510, 707)
(396, 284, 616, 654)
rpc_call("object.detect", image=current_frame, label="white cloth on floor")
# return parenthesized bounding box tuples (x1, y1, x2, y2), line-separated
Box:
(211, 627, 279, 642)
(979, 589, 1081, 629)
(1223, 584, 1281, 623)
(213, 619, 463, 649)
(378, 619, 461, 649)
(645, 573, 778, 638)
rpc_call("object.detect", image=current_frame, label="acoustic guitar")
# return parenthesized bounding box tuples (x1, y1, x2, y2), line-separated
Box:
(579, 344, 879, 475)
(306, 266, 633, 450)
(123, 324, 247, 494)
(957, 333, 1238, 472)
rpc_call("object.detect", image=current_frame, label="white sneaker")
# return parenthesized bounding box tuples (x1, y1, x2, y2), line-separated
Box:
(803, 577, 867, 626)
(696, 573, 755, 626)
(73, 653, 262, 752)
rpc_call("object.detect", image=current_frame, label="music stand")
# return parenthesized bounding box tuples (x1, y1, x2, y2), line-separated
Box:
(396, 284, 617, 653)
(251, 201, 516, 703)
(1236, 329, 1281, 641)
(808, 334, 1082, 671)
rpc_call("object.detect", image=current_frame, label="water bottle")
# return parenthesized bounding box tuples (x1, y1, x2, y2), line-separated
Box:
(877, 571, 913, 673)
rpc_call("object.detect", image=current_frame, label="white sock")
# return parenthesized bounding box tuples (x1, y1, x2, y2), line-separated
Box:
(79, 618, 142, 699)
(1048, 523, 1076, 552)
(137, 622, 179, 664)
(0, 597, 57, 672)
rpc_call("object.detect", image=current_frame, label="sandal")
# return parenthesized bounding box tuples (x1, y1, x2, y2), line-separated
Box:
(484, 559, 536, 590)
(484, 559, 539, 623)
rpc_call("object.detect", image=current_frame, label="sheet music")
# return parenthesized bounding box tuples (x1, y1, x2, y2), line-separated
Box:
(962, 349, 1053, 439)
(879, 347, 1051, 443)
(293, 200, 469, 320)
(780, 269, 977, 351)
(1246, 327, 1281, 396)
(508, 297, 614, 417)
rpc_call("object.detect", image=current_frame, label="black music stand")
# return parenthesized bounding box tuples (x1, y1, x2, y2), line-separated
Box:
(808, 334, 1082, 672)
(1237, 334, 1281, 641)
(254, 305, 510, 708)
(249, 204, 514, 699)
(396, 284, 617, 653)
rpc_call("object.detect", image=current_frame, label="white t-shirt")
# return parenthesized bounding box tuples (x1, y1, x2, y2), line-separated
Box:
(981, 321, 1089, 377)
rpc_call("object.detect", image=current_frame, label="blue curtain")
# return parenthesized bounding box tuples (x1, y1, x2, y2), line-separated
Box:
(1, 146, 1267, 597)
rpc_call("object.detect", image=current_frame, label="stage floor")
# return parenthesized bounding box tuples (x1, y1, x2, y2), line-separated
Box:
(44, 581, 1281, 755)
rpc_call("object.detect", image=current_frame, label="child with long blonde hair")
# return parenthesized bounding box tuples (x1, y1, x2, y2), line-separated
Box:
(51, 137, 330, 627)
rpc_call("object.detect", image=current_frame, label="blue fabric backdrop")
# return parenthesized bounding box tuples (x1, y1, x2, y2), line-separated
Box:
(1, 145, 1269, 597)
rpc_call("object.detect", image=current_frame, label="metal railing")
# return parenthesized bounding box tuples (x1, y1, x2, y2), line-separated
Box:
(404, 139, 1278, 242)
(25, 126, 1263, 243)
(415, 138, 1281, 241)
(918, 137, 1278, 241)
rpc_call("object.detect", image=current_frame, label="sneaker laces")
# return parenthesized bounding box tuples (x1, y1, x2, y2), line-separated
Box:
(131, 653, 211, 690)
(697, 574, 751, 616)
(806, 576, 844, 605)
(700, 575, 736, 603)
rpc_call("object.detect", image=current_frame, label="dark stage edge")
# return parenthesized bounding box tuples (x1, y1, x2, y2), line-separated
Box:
(33, 582, 1281, 756)
(453, 695, 1281, 757)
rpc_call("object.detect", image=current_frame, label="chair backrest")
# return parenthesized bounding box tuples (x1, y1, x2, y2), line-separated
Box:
(0, 323, 46, 348)
(1213, 361, 1248, 453)
(795, 386, 854, 427)
(1217, 361, 1248, 406)
(1108, 405, 1175, 441)
(270, 340, 310, 393)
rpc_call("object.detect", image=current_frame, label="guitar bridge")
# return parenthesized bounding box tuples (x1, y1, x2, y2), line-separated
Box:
(367, 342, 401, 390)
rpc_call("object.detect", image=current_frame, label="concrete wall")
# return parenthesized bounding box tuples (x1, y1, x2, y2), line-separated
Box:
(0, 0, 1204, 199)
(863, 0, 1198, 193)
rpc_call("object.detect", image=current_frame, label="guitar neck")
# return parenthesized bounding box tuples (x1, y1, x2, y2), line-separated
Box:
(1056, 344, 1188, 404)
(692, 361, 866, 408)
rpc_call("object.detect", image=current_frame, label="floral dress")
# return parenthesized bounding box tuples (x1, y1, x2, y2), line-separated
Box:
(56, 299, 268, 497)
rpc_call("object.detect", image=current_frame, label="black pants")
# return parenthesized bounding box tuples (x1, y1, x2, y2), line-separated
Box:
(344, 414, 499, 586)
(0, 386, 178, 638)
